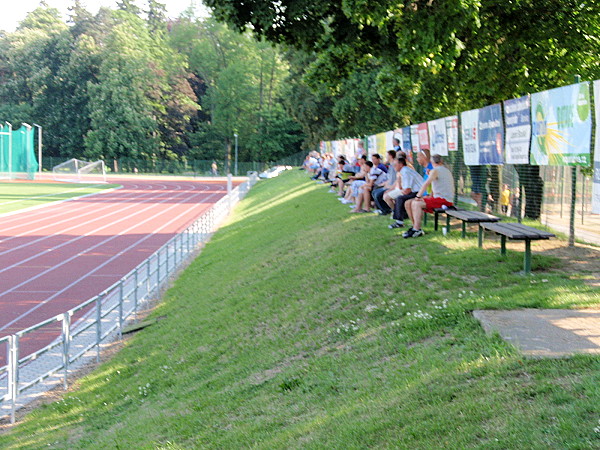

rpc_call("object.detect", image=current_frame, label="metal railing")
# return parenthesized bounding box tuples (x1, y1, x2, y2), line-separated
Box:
(0, 173, 258, 423)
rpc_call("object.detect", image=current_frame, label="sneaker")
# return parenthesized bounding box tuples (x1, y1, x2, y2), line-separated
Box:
(388, 222, 404, 229)
(377, 210, 391, 216)
(402, 228, 415, 238)
(410, 229, 425, 238)
(373, 209, 382, 215)
(340, 199, 351, 204)
(328, 189, 336, 193)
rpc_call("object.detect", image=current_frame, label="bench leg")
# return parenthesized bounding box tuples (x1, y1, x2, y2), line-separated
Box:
(446, 215, 451, 232)
(500, 235, 506, 256)
(424, 212, 428, 226)
(434, 212, 439, 231)
(461, 221, 466, 238)
(478, 225, 483, 248)
(524, 240, 532, 274)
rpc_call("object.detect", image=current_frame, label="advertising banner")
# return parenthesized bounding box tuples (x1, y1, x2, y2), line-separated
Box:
(428, 118, 448, 156)
(367, 135, 377, 157)
(385, 130, 395, 151)
(530, 82, 592, 166)
(504, 95, 531, 164)
(376, 132, 387, 154)
(417, 123, 430, 152)
(478, 103, 504, 165)
(445, 116, 459, 152)
(410, 124, 420, 154)
(401, 126, 412, 155)
(592, 80, 600, 214)
(460, 108, 479, 166)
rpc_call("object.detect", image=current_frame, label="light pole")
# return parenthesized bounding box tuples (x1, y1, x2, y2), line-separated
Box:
(33, 123, 42, 174)
(234, 133, 238, 176)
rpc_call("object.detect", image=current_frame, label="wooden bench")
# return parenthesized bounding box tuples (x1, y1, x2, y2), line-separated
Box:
(423, 206, 462, 231)
(445, 210, 501, 246)
(479, 222, 555, 274)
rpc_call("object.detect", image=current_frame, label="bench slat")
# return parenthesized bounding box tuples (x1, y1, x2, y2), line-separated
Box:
(481, 222, 555, 240)
(446, 210, 501, 223)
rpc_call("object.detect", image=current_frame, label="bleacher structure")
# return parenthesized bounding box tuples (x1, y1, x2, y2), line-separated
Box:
(52, 158, 107, 183)
(0, 122, 38, 180)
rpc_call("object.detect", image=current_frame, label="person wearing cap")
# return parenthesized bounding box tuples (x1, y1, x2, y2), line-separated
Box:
(403, 154, 454, 238)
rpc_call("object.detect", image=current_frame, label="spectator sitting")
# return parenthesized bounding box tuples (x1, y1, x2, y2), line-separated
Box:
(352, 160, 387, 213)
(339, 156, 368, 205)
(372, 150, 397, 215)
(403, 154, 455, 238)
(388, 156, 425, 229)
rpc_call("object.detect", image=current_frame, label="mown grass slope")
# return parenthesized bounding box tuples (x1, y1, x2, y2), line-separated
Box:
(1, 170, 599, 448)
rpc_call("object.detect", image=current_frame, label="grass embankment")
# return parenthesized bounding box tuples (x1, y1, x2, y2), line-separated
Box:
(0, 182, 119, 215)
(1, 171, 599, 448)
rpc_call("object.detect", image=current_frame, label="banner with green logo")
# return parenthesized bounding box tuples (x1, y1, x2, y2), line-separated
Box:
(530, 82, 592, 166)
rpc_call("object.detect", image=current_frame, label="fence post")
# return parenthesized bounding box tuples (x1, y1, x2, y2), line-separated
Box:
(8, 335, 19, 424)
(61, 312, 71, 390)
(134, 268, 139, 320)
(146, 259, 151, 299)
(157, 250, 162, 284)
(118, 280, 124, 340)
(166, 244, 170, 275)
(96, 295, 102, 363)
(569, 74, 580, 247)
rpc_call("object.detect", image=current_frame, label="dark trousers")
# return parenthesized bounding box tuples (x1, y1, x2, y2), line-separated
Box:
(372, 186, 390, 214)
(393, 191, 418, 221)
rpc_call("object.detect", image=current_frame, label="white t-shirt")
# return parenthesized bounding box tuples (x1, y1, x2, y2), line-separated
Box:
(399, 166, 424, 192)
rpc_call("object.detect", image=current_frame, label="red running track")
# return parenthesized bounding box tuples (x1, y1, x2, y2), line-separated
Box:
(0, 178, 237, 362)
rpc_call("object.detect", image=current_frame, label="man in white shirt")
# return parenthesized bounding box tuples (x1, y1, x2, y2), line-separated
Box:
(403, 154, 455, 238)
(388, 156, 425, 229)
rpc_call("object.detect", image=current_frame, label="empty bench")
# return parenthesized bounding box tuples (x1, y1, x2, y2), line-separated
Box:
(444, 210, 501, 246)
(479, 222, 555, 274)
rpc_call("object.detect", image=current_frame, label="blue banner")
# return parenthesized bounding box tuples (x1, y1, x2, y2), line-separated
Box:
(478, 103, 504, 165)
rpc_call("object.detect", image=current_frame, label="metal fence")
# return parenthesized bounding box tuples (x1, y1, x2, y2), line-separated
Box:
(0, 173, 258, 423)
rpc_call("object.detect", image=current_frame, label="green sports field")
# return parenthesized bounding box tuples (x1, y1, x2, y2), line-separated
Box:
(0, 182, 119, 215)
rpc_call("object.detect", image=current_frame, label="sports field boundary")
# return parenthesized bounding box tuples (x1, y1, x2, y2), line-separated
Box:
(0, 174, 258, 423)
(0, 184, 123, 219)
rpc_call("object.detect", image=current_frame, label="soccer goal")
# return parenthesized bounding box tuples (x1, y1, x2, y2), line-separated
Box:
(52, 158, 107, 183)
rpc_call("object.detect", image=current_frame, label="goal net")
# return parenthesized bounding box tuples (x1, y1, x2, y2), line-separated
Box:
(52, 158, 107, 183)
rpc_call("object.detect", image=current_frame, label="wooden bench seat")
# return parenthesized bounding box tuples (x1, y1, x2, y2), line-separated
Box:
(445, 210, 501, 245)
(480, 222, 555, 274)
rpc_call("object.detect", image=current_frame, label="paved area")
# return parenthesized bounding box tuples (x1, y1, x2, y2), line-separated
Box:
(474, 309, 600, 358)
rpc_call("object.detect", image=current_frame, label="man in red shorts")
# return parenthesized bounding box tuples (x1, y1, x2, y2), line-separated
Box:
(403, 154, 454, 238)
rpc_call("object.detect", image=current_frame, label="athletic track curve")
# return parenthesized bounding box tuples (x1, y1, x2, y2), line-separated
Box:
(0, 177, 238, 365)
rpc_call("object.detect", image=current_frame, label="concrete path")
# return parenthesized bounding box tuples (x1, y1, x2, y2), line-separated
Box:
(473, 309, 600, 358)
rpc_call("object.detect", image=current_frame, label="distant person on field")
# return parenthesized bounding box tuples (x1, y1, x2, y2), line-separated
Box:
(211, 161, 218, 176)
(403, 154, 455, 238)
(500, 184, 511, 215)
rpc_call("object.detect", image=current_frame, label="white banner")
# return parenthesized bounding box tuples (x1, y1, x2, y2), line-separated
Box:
(592, 80, 600, 214)
(428, 118, 448, 156)
(445, 116, 459, 151)
(460, 108, 480, 166)
(504, 95, 531, 164)
(410, 124, 420, 154)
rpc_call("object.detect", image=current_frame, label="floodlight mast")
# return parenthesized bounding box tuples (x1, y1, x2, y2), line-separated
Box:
(33, 124, 42, 174)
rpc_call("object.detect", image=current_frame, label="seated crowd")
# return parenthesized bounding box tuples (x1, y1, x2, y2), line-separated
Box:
(303, 143, 455, 238)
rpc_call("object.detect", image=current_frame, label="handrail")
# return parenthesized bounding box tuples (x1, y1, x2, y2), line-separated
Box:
(0, 173, 257, 423)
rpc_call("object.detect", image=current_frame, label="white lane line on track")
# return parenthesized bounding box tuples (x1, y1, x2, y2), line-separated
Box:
(0, 182, 210, 271)
(0, 181, 213, 257)
(0, 184, 225, 332)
